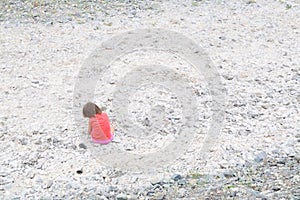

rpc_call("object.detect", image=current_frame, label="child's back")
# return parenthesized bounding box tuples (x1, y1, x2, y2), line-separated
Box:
(90, 112, 112, 142)
(83, 102, 114, 144)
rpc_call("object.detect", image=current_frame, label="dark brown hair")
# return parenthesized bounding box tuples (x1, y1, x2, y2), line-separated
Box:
(82, 102, 102, 118)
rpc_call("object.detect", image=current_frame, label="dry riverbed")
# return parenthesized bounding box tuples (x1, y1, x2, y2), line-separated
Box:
(0, 0, 299, 199)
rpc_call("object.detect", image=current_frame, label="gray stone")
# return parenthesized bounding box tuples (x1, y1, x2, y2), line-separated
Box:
(26, 170, 35, 179)
(285, 148, 296, 157)
(108, 186, 118, 192)
(79, 143, 87, 149)
(224, 171, 235, 178)
(143, 117, 150, 126)
(146, 190, 155, 196)
(34, 138, 42, 145)
(171, 174, 183, 181)
(130, 9, 137, 16)
(43, 180, 53, 189)
(271, 149, 280, 155)
(152, 184, 163, 191)
(223, 74, 234, 80)
(35, 177, 43, 184)
(153, 192, 164, 200)
(20, 138, 28, 145)
(297, 95, 300, 103)
(294, 153, 300, 162)
(272, 186, 281, 191)
(178, 188, 186, 198)
(0, 171, 8, 177)
(0, 177, 14, 185)
(31, 80, 39, 84)
(116, 193, 127, 200)
(99, 196, 108, 200)
(230, 191, 237, 197)
(52, 137, 59, 143)
(177, 179, 187, 186)
(255, 151, 267, 163)
(277, 159, 286, 165)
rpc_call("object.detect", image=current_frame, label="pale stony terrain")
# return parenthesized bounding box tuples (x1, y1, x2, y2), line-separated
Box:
(0, 0, 300, 199)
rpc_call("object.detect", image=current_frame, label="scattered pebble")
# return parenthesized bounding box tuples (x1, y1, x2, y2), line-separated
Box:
(116, 193, 127, 200)
(0, 0, 299, 199)
(79, 143, 87, 149)
(254, 151, 267, 163)
(294, 153, 300, 162)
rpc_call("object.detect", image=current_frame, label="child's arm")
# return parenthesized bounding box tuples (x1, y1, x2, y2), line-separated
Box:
(109, 120, 115, 133)
(111, 125, 115, 134)
(88, 122, 92, 134)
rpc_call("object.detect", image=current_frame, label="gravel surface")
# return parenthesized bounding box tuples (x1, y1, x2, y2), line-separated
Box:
(0, 0, 299, 199)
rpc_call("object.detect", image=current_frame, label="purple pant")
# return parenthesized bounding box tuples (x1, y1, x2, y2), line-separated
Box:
(91, 135, 114, 144)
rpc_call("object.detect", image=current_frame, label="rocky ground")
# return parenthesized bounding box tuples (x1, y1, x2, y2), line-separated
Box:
(0, 0, 300, 199)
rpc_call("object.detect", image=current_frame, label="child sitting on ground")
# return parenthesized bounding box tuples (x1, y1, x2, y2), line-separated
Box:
(83, 102, 114, 144)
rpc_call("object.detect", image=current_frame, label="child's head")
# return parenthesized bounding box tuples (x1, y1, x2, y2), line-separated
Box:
(82, 102, 102, 118)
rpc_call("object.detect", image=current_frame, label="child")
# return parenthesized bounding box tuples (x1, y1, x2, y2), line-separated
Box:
(83, 102, 114, 144)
